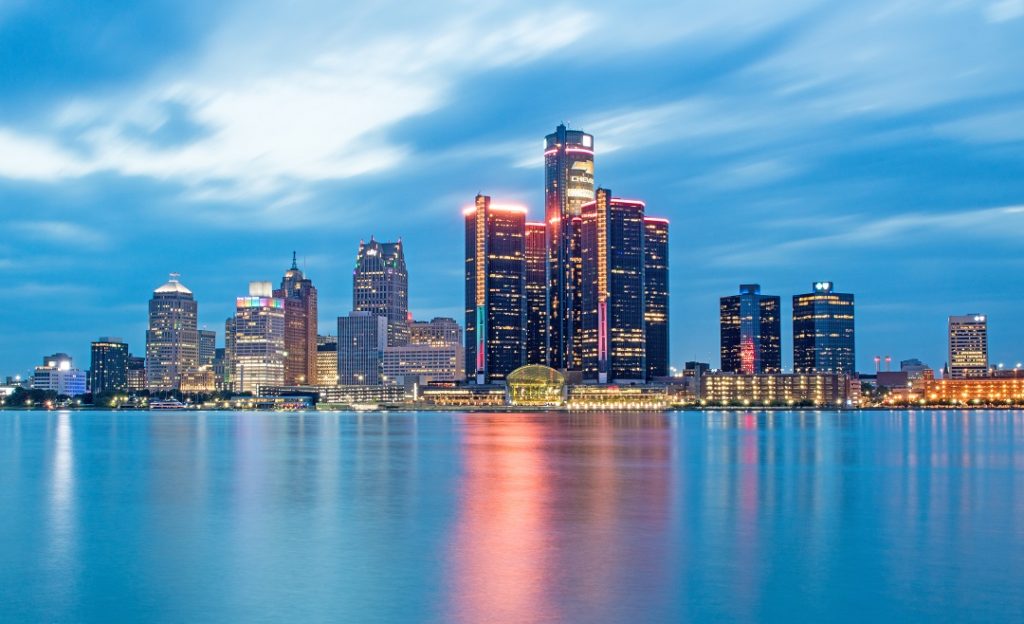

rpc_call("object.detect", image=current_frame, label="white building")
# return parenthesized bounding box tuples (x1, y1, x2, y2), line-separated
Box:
(31, 353, 88, 397)
(230, 282, 286, 394)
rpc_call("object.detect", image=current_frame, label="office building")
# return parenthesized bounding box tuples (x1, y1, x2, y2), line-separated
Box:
(792, 281, 856, 374)
(384, 317, 464, 386)
(230, 282, 286, 394)
(464, 194, 527, 383)
(702, 372, 860, 406)
(316, 341, 338, 386)
(212, 348, 229, 391)
(353, 238, 409, 346)
(644, 217, 670, 379)
(948, 314, 988, 379)
(146, 273, 199, 391)
(545, 123, 595, 371)
(525, 221, 548, 365)
(337, 311, 388, 385)
(127, 355, 146, 392)
(31, 353, 87, 397)
(198, 329, 216, 366)
(579, 189, 646, 383)
(720, 284, 781, 374)
(275, 252, 318, 385)
(89, 337, 129, 395)
(409, 317, 461, 346)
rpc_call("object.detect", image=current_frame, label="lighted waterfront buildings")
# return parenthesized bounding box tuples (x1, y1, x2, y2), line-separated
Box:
(275, 252, 318, 385)
(315, 341, 339, 386)
(409, 317, 461, 346)
(948, 314, 988, 379)
(792, 281, 856, 374)
(337, 311, 388, 385)
(126, 355, 146, 392)
(545, 123, 595, 370)
(525, 222, 548, 365)
(702, 372, 859, 406)
(384, 317, 464, 386)
(464, 194, 527, 383)
(198, 329, 216, 367)
(230, 282, 286, 394)
(145, 273, 199, 391)
(31, 353, 87, 397)
(89, 337, 128, 394)
(643, 217, 670, 379)
(720, 284, 781, 374)
(353, 238, 409, 346)
(580, 189, 646, 383)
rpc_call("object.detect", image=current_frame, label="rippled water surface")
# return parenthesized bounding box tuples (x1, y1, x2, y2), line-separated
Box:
(1, 410, 1022, 623)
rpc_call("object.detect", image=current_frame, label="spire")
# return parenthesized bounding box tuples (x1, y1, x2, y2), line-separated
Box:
(291, 251, 298, 271)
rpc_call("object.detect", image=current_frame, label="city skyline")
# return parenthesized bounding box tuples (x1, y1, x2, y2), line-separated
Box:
(3, 2, 1024, 374)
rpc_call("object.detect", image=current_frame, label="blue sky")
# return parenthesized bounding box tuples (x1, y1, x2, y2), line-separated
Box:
(2, 0, 1023, 376)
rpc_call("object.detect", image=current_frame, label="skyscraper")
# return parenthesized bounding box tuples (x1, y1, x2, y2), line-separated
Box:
(230, 282, 286, 394)
(90, 337, 129, 395)
(720, 284, 781, 374)
(793, 281, 856, 374)
(948, 314, 988, 379)
(353, 238, 409, 346)
(198, 329, 216, 367)
(545, 123, 595, 371)
(580, 189, 647, 383)
(146, 273, 199, 391)
(525, 222, 548, 365)
(337, 311, 387, 385)
(274, 252, 318, 385)
(643, 217, 670, 380)
(464, 194, 527, 383)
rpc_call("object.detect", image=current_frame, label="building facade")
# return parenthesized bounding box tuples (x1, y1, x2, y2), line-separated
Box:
(409, 318, 461, 346)
(337, 311, 388, 385)
(198, 329, 216, 367)
(643, 217, 670, 379)
(464, 194, 527, 383)
(720, 284, 781, 374)
(792, 281, 856, 374)
(384, 317, 464, 386)
(315, 341, 339, 386)
(146, 273, 199, 391)
(353, 238, 408, 346)
(579, 189, 647, 383)
(275, 252, 318, 385)
(545, 123, 595, 371)
(701, 372, 860, 406)
(948, 314, 988, 379)
(90, 337, 129, 395)
(127, 355, 146, 392)
(525, 221, 548, 366)
(230, 282, 286, 395)
(31, 353, 88, 397)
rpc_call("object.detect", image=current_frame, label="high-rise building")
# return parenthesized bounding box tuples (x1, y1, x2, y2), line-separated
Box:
(198, 329, 216, 367)
(643, 217, 670, 379)
(212, 347, 229, 391)
(127, 355, 146, 392)
(792, 281, 856, 374)
(223, 317, 236, 391)
(230, 282, 286, 394)
(316, 341, 339, 386)
(525, 222, 548, 365)
(146, 273, 199, 391)
(337, 311, 388, 385)
(948, 314, 988, 379)
(31, 353, 87, 397)
(353, 238, 409, 346)
(464, 194, 527, 383)
(720, 284, 781, 374)
(90, 337, 129, 394)
(545, 123, 595, 371)
(580, 189, 646, 383)
(274, 252, 318, 385)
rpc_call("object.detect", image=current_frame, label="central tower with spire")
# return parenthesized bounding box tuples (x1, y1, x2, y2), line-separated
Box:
(274, 252, 318, 385)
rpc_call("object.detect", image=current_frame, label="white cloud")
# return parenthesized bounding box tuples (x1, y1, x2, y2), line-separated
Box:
(9, 221, 110, 250)
(986, 0, 1024, 22)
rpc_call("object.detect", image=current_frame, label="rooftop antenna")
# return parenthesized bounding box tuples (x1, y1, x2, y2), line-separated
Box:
(291, 251, 298, 271)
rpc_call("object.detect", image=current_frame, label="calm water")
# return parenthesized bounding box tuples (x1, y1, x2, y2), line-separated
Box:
(1, 410, 1022, 623)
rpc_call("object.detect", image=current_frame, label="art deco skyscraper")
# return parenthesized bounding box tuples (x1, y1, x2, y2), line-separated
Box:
(274, 252, 318, 385)
(525, 222, 548, 365)
(580, 189, 646, 383)
(146, 273, 199, 391)
(720, 284, 781, 374)
(464, 194, 527, 383)
(948, 314, 988, 379)
(353, 238, 409, 346)
(230, 281, 286, 394)
(793, 281, 856, 374)
(643, 217, 670, 380)
(545, 123, 595, 371)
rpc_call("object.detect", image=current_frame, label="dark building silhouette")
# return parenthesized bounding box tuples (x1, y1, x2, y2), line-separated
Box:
(90, 337, 128, 394)
(720, 284, 781, 374)
(792, 281, 855, 374)
(525, 222, 548, 365)
(643, 217, 669, 379)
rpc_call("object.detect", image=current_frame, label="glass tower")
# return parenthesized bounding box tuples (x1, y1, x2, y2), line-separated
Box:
(464, 194, 527, 383)
(544, 123, 595, 371)
(90, 337, 129, 394)
(525, 222, 548, 366)
(146, 273, 199, 391)
(720, 284, 781, 374)
(643, 217, 670, 380)
(353, 238, 408, 346)
(792, 281, 856, 374)
(230, 281, 286, 395)
(580, 189, 647, 383)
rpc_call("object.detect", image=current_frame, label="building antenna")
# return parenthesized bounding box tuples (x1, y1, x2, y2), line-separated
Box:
(291, 251, 298, 271)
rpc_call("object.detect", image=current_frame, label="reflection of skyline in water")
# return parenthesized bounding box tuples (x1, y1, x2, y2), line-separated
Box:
(0, 410, 1021, 622)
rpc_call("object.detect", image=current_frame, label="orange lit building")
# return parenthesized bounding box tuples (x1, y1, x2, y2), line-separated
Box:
(919, 374, 1024, 404)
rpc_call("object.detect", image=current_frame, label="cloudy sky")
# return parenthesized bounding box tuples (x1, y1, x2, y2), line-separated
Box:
(2, 0, 1023, 375)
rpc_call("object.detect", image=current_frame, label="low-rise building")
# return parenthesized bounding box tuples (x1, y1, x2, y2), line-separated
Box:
(31, 353, 87, 397)
(701, 372, 860, 407)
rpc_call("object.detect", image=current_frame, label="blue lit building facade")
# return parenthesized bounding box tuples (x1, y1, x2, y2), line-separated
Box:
(792, 281, 856, 374)
(720, 284, 781, 374)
